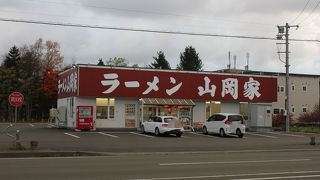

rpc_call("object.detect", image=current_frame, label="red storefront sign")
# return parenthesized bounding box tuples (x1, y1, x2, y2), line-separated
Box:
(58, 66, 277, 102)
(58, 67, 78, 98)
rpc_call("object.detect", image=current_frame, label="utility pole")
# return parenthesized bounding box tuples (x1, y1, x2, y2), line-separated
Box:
(277, 23, 298, 132)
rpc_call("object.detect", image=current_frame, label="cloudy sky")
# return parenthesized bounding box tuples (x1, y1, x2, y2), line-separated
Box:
(0, 0, 319, 74)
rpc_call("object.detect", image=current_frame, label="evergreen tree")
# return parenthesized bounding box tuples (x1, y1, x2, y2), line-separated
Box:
(149, 51, 171, 69)
(97, 58, 105, 66)
(3, 46, 20, 69)
(177, 46, 203, 71)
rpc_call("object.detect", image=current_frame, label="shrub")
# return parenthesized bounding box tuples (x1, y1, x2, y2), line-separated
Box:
(272, 113, 293, 129)
(297, 104, 320, 126)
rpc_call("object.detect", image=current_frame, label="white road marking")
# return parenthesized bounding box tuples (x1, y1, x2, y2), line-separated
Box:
(128, 170, 320, 180)
(234, 174, 320, 180)
(159, 159, 311, 166)
(130, 132, 154, 138)
(29, 124, 35, 127)
(246, 132, 278, 139)
(64, 133, 80, 139)
(97, 132, 119, 138)
(267, 132, 305, 138)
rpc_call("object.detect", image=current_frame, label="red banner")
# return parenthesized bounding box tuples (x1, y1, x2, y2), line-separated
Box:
(66, 66, 277, 102)
(58, 67, 78, 98)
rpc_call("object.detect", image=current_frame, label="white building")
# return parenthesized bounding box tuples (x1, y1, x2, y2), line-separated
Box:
(57, 65, 278, 131)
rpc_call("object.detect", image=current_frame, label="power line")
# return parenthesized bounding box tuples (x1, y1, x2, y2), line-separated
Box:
(8, 0, 275, 27)
(298, 0, 320, 25)
(290, 0, 311, 23)
(0, 17, 319, 43)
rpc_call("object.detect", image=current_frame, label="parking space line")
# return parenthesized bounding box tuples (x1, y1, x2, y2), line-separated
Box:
(97, 132, 119, 138)
(64, 133, 80, 139)
(267, 132, 305, 138)
(130, 132, 154, 138)
(29, 124, 35, 127)
(246, 132, 278, 139)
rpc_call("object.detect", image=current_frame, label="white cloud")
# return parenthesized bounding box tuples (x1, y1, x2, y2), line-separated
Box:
(0, 0, 319, 74)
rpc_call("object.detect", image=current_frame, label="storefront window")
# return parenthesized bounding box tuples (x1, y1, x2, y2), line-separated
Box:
(109, 98, 115, 118)
(96, 98, 115, 119)
(143, 106, 156, 122)
(206, 101, 221, 119)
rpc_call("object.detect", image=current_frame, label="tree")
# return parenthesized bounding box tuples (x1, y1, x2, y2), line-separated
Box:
(0, 38, 64, 122)
(2, 46, 20, 69)
(177, 46, 203, 71)
(43, 40, 64, 71)
(106, 57, 128, 67)
(97, 58, 105, 66)
(149, 51, 171, 69)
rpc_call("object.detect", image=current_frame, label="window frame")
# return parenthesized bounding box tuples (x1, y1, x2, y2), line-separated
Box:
(302, 85, 307, 92)
(96, 98, 115, 119)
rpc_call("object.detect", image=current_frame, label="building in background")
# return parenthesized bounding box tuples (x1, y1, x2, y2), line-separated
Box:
(216, 69, 320, 123)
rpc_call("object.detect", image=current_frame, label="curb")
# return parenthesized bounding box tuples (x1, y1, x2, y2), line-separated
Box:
(0, 151, 108, 158)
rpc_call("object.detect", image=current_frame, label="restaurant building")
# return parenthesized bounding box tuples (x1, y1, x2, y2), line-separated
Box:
(57, 65, 277, 131)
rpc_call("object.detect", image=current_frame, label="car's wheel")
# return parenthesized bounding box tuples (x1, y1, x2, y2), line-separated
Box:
(236, 129, 243, 138)
(219, 128, 226, 137)
(155, 127, 161, 136)
(176, 133, 182, 137)
(141, 125, 145, 134)
(202, 126, 208, 135)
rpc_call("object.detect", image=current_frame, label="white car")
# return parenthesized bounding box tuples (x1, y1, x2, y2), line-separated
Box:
(202, 113, 245, 138)
(141, 116, 184, 137)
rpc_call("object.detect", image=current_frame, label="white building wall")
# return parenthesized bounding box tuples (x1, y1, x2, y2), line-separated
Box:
(57, 97, 77, 129)
(273, 75, 320, 121)
(193, 101, 206, 123)
(221, 102, 240, 113)
(95, 98, 138, 128)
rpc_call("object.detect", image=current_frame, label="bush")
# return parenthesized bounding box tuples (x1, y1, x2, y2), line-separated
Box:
(272, 113, 293, 129)
(297, 104, 320, 126)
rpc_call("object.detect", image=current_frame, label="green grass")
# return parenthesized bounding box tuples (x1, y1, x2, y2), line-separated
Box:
(290, 126, 320, 134)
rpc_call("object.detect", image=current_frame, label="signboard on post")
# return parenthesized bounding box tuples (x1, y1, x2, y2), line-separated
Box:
(9, 92, 24, 107)
(9, 92, 24, 124)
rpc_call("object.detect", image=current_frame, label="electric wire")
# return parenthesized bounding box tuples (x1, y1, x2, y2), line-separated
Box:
(298, 0, 320, 25)
(8, 0, 275, 27)
(0, 17, 319, 43)
(290, 0, 311, 23)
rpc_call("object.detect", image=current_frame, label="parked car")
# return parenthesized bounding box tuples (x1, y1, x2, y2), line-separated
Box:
(141, 116, 184, 137)
(202, 113, 245, 138)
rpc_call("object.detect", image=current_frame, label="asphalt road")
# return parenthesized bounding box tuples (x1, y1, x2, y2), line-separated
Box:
(1, 123, 320, 153)
(1, 123, 320, 179)
(1, 150, 320, 180)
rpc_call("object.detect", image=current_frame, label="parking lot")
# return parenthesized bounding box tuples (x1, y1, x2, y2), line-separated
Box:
(0, 123, 319, 153)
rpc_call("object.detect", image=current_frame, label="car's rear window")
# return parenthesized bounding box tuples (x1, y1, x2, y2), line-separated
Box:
(164, 117, 178, 123)
(228, 115, 243, 121)
(164, 117, 183, 127)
